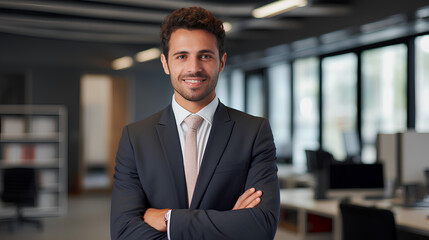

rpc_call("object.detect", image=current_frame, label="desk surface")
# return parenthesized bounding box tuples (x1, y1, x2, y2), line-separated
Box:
(280, 188, 429, 236)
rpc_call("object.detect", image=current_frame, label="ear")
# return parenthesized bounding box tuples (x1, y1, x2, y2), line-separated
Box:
(219, 53, 227, 73)
(160, 54, 170, 75)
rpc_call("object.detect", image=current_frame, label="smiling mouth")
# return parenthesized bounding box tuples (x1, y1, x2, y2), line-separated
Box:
(184, 79, 204, 83)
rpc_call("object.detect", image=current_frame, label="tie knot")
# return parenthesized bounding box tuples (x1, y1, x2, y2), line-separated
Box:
(184, 114, 203, 130)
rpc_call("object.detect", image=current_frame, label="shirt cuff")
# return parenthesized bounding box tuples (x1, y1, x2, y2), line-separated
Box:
(165, 209, 172, 240)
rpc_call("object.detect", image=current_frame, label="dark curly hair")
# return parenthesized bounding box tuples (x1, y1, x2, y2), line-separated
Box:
(160, 7, 226, 60)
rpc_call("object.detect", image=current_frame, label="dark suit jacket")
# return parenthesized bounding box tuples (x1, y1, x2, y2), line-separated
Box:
(110, 102, 280, 240)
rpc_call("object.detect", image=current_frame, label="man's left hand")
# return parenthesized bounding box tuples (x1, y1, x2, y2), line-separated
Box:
(232, 188, 262, 210)
(143, 208, 170, 232)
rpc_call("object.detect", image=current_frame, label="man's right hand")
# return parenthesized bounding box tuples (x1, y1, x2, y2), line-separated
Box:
(232, 188, 262, 210)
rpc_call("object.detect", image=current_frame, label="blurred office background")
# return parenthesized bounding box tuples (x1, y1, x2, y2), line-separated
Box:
(0, 0, 428, 239)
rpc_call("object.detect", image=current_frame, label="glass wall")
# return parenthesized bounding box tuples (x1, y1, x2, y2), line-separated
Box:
(230, 69, 245, 111)
(246, 72, 265, 117)
(224, 32, 427, 170)
(322, 53, 357, 161)
(293, 57, 319, 168)
(416, 35, 429, 132)
(361, 44, 407, 163)
(268, 62, 291, 161)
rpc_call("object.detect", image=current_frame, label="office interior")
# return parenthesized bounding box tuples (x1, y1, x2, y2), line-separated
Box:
(0, 0, 428, 239)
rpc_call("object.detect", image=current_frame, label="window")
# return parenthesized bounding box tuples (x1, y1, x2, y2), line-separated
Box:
(230, 69, 245, 111)
(246, 72, 265, 117)
(293, 57, 319, 168)
(416, 35, 429, 132)
(322, 53, 357, 161)
(361, 44, 407, 163)
(267, 62, 291, 162)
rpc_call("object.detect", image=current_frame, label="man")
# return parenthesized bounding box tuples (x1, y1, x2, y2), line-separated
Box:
(111, 7, 280, 240)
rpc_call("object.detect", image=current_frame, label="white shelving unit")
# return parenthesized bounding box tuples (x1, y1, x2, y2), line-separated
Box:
(0, 105, 67, 218)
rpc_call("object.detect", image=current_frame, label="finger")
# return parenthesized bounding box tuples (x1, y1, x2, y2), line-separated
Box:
(233, 188, 255, 209)
(233, 188, 255, 210)
(234, 190, 262, 210)
(240, 190, 262, 209)
(244, 196, 261, 209)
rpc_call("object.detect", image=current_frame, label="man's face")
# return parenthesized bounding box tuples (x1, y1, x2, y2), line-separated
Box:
(161, 28, 226, 106)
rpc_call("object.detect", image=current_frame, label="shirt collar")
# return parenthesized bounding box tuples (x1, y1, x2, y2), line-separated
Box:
(171, 95, 219, 126)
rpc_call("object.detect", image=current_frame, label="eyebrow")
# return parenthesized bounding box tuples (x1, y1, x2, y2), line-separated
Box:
(172, 51, 188, 56)
(172, 49, 216, 56)
(199, 49, 216, 55)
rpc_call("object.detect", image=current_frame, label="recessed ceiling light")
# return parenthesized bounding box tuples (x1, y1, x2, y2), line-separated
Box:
(135, 48, 161, 62)
(112, 56, 133, 70)
(223, 22, 232, 32)
(252, 0, 307, 18)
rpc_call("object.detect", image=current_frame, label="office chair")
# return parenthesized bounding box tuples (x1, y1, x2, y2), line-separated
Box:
(1, 168, 43, 231)
(340, 202, 396, 240)
(305, 149, 335, 173)
(305, 149, 336, 199)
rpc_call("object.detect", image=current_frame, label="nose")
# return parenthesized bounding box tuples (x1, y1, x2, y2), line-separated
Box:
(186, 56, 202, 73)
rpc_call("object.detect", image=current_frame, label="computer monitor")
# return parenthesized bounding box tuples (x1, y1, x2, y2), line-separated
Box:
(343, 131, 361, 163)
(398, 131, 429, 186)
(376, 133, 398, 190)
(326, 163, 385, 199)
(343, 131, 360, 156)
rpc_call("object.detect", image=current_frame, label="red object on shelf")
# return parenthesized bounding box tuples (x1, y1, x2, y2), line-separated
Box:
(307, 213, 333, 233)
(21, 145, 35, 163)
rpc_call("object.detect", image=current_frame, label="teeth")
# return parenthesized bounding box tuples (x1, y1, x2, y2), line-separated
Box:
(185, 80, 202, 83)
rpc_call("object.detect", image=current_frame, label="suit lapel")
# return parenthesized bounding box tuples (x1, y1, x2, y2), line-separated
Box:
(155, 105, 188, 208)
(191, 103, 234, 208)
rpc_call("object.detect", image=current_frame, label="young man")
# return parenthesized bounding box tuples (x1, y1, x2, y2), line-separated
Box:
(111, 7, 280, 240)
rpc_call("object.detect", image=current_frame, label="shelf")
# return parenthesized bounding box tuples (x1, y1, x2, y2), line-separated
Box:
(0, 105, 66, 115)
(0, 132, 63, 143)
(0, 160, 60, 169)
(0, 104, 67, 219)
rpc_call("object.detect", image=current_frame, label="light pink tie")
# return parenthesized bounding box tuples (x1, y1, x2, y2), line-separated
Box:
(184, 114, 203, 207)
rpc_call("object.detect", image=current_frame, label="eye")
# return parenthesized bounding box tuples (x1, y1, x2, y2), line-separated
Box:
(177, 55, 186, 60)
(201, 55, 212, 60)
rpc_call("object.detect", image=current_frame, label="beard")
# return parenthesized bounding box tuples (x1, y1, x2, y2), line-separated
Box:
(173, 71, 219, 102)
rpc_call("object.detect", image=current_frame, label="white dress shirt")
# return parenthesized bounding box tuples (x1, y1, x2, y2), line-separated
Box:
(166, 94, 219, 239)
(172, 95, 219, 171)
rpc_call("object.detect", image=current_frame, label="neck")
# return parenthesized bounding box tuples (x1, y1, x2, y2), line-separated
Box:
(174, 94, 215, 113)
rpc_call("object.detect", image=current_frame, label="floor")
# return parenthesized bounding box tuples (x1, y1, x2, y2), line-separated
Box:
(0, 193, 111, 240)
(0, 193, 291, 240)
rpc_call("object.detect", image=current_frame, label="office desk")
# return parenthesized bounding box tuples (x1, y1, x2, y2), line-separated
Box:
(279, 188, 429, 240)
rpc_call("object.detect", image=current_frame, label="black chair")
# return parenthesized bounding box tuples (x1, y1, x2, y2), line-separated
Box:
(340, 202, 396, 240)
(1, 168, 43, 231)
(305, 149, 337, 199)
(305, 149, 335, 173)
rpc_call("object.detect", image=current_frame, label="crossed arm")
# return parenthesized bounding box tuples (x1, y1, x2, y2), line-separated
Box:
(111, 118, 279, 240)
(143, 187, 263, 232)
(143, 119, 279, 239)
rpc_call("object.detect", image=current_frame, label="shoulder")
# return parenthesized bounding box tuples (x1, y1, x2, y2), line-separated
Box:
(215, 104, 271, 136)
(223, 105, 267, 125)
(220, 105, 275, 145)
(125, 106, 170, 134)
